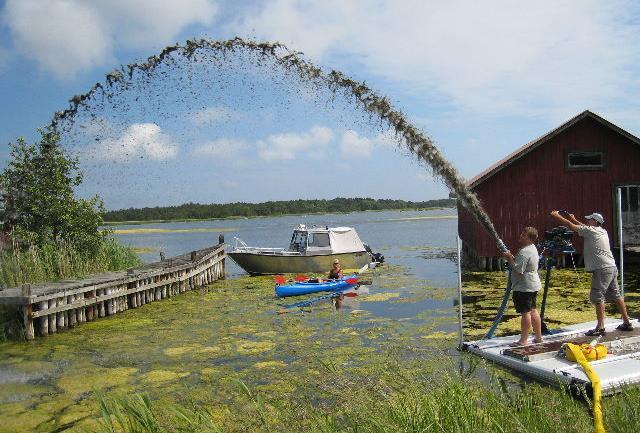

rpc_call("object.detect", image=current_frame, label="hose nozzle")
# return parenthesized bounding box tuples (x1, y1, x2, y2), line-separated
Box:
(496, 239, 509, 253)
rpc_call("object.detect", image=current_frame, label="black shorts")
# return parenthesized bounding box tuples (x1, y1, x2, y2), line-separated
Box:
(513, 291, 538, 314)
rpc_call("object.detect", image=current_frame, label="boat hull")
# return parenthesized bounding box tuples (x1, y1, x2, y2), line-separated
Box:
(275, 276, 357, 297)
(228, 251, 370, 275)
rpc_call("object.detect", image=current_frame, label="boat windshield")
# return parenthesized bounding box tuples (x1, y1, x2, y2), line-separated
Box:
(308, 232, 330, 247)
(289, 231, 307, 252)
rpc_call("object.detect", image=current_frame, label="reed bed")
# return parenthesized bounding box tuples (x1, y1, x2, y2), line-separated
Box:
(94, 373, 640, 433)
(0, 238, 141, 289)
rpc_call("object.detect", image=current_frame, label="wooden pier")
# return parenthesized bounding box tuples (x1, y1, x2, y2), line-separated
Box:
(0, 244, 226, 340)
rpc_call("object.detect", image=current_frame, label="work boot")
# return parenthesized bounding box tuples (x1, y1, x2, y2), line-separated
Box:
(616, 322, 634, 331)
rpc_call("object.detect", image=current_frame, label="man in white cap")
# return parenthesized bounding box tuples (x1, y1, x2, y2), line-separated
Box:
(550, 210, 633, 336)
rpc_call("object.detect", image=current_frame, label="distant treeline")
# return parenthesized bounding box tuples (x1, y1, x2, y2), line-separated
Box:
(103, 197, 456, 222)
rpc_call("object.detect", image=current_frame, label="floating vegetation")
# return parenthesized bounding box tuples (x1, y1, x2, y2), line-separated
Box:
(112, 227, 238, 235)
(461, 266, 640, 339)
(140, 370, 190, 384)
(0, 261, 637, 431)
(362, 292, 400, 302)
(386, 215, 458, 222)
(0, 263, 464, 432)
(129, 246, 160, 254)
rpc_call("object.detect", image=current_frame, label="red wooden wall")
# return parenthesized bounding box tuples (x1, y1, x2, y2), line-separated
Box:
(459, 115, 640, 257)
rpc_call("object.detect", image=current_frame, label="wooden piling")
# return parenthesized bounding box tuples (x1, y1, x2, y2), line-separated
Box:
(38, 300, 48, 336)
(57, 296, 66, 329)
(22, 284, 34, 340)
(48, 298, 57, 334)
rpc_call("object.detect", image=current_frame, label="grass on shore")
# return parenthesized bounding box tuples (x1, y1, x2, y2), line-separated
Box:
(94, 369, 640, 433)
(0, 238, 141, 289)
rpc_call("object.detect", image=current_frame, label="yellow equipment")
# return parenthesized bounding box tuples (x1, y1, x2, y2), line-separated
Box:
(565, 343, 608, 362)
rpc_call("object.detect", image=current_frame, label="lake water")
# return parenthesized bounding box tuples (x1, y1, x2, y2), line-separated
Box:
(114, 208, 459, 283)
(0, 208, 465, 433)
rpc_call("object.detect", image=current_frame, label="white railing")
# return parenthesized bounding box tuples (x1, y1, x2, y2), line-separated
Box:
(232, 237, 299, 255)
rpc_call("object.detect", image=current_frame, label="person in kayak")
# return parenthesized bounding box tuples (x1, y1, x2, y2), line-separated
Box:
(501, 226, 543, 346)
(327, 259, 344, 280)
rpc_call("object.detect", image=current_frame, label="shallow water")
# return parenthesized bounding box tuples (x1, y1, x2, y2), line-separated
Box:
(0, 209, 465, 432)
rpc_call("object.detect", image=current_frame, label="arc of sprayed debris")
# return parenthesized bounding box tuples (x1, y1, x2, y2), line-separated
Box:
(49, 37, 503, 247)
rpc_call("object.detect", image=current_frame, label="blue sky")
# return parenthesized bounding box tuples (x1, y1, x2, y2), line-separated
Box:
(1, 0, 640, 209)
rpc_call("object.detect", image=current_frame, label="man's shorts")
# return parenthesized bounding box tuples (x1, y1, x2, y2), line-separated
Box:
(513, 291, 538, 314)
(590, 266, 622, 304)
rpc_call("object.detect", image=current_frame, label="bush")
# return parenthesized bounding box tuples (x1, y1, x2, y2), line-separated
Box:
(0, 129, 106, 252)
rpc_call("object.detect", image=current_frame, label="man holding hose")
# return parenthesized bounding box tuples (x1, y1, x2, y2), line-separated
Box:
(550, 210, 633, 336)
(501, 226, 543, 346)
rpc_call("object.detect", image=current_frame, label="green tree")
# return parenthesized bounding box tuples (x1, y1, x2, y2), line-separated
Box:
(0, 129, 106, 252)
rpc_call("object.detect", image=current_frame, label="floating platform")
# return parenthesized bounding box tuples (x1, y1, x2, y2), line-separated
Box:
(464, 318, 640, 395)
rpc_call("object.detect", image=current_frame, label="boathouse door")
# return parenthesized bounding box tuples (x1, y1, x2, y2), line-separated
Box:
(616, 184, 640, 247)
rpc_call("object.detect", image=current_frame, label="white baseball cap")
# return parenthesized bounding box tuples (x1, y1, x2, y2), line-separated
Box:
(585, 212, 604, 224)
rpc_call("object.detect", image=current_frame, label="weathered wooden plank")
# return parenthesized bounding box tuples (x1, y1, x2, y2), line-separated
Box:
(29, 257, 224, 318)
(0, 246, 225, 303)
(29, 251, 225, 303)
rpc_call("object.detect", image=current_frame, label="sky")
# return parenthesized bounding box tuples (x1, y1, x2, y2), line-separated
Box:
(1, 0, 640, 210)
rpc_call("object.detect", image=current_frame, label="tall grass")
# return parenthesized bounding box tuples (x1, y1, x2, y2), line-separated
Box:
(0, 237, 141, 289)
(92, 375, 640, 433)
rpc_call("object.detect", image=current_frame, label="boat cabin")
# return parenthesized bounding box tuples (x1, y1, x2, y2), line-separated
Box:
(288, 225, 366, 255)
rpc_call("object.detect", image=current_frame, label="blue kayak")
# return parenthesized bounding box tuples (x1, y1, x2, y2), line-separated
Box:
(275, 275, 358, 298)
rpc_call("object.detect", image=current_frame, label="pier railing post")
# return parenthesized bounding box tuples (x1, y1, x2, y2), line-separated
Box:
(21, 284, 34, 340)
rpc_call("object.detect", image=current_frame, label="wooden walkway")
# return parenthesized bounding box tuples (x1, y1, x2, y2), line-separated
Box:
(0, 244, 226, 339)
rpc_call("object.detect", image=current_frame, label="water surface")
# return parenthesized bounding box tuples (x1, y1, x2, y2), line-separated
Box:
(0, 209, 463, 432)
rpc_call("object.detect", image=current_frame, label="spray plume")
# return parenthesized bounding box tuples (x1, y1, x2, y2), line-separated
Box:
(49, 38, 503, 247)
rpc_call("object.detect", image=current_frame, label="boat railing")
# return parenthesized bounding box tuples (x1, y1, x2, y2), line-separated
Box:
(233, 237, 299, 255)
(234, 237, 249, 249)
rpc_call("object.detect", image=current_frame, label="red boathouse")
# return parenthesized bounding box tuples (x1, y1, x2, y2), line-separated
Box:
(458, 110, 640, 270)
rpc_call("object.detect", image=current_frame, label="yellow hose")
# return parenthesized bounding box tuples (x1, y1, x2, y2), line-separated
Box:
(566, 343, 605, 433)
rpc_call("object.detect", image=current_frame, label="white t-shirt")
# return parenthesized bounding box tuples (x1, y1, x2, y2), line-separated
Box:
(576, 225, 615, 271)
(511, 243, 541, 292)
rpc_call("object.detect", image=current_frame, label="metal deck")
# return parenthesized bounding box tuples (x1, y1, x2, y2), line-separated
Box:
(464, 319, 640, 394)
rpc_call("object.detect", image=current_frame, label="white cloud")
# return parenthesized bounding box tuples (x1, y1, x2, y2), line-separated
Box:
(340, 130, 372, 157)
(192, 138, 247, 158)
(232, 0, 640, 119)
(92, 123, 178, 162)
(340, 129, 401, 157)
(191, 106, 242, 126)
(2, 0, 217, 78)
(258, 125, 334, 161)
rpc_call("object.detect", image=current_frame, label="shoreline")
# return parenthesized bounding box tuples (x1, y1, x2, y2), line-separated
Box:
(102, 206, 457, 226)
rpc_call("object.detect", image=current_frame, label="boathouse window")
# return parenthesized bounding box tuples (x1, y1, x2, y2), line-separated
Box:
(308, 232, 330, 247)
(566, 151, 604, 170)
